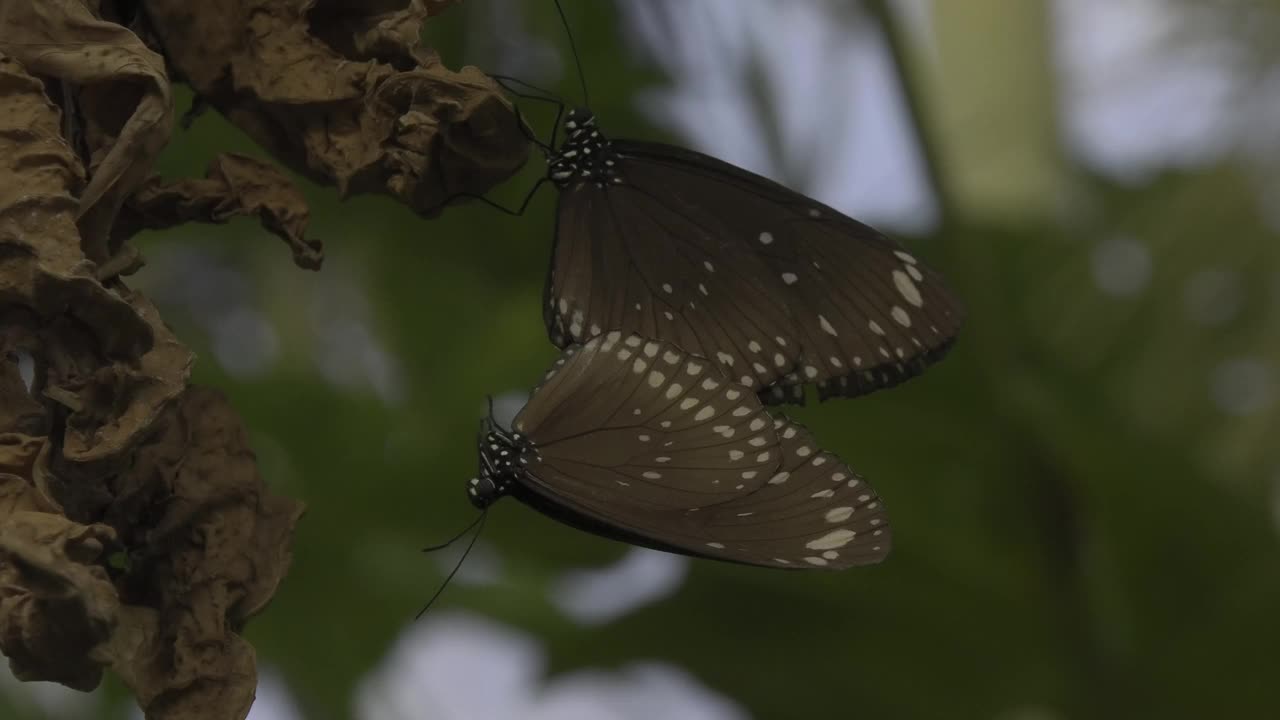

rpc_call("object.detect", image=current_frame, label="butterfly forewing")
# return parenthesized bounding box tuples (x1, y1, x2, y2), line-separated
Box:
(545, 133, 962, 403)
(514, 333, 780, 509)
(550, 183, 801, 392)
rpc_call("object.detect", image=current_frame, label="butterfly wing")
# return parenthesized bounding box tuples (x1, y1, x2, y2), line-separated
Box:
(514, 332, 781, 510)
(693, 416, 890, 568)
(512, 335, 889, 568)
(548, 176, 801, 393)
(546, 139, 962, 402)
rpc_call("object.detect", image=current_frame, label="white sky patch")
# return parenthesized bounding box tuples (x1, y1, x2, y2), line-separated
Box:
(550, 547, 689, 626)
(618, 0, 936, 233)
(355, 612, 746, 720)
(491, 390, 531, 430)
(1053, 0, 1241, 181)
(14, 349, 35, 392)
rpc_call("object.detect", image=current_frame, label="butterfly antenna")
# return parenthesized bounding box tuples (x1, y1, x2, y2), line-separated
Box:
(416, 510, 489, 620)
(421, 512, 485, 553)
(553, 0, 590, 109)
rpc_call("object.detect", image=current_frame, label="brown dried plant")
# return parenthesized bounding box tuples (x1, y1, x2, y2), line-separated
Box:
(0, 2, 528, 718)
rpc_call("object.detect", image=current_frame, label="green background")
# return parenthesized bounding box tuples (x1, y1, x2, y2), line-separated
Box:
(4, 1, 1279, 718)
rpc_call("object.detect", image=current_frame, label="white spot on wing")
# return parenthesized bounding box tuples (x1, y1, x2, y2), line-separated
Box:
(893, 270, 924, 307)
(891, 306, 912, 327)
(818, 315, 838, 336)
(806, 529, 856, 550)
(825, 507, 855, 523)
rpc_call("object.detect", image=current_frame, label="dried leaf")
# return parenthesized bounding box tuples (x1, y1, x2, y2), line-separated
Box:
(1, 33, 301, 720)
(143, 0, 529, 213)
(0, 0, 172, 260)
(0, 506, 120, 691)
(99, 387, 304, 719)
(0, 55, 193, 465)
(117, 154, 324, 271)
(0, 388, 303, 720)
(61, 291, 193, 463)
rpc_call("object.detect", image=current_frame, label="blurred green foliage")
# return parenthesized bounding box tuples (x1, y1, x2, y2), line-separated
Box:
(5, 1, 1279, 719)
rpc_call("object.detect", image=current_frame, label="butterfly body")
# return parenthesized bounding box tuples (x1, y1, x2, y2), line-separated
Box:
(547, 109, 622, 188)
(542, 109, 962, 404)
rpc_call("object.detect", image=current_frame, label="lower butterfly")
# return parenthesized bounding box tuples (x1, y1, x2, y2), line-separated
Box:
(469, 332, 889, 569)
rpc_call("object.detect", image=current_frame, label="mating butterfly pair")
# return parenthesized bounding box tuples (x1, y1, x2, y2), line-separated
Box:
(459, 107, 961, 570)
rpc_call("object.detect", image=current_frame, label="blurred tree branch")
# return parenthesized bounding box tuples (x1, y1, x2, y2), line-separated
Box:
(864, 0, 954, 227)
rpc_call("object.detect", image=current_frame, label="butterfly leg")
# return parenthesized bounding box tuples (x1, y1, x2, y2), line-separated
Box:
(436, 177, 548, 217)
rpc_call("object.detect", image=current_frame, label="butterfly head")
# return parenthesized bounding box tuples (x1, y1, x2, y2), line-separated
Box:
(548, 108, 622, 189)
(469, 428, 530, 509)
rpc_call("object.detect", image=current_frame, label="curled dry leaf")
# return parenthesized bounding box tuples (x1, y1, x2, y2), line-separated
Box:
(2, 12, 304, 718)
(0, 0, 172, 262)
(143, 0, 530, 214)
(0, 433, 117, 691)
(0, 55, 191, 465)
(0, 390, 303, 719)
(116, 154, 325, 271)
(94, 387, 304, 720)
(0, 503, 121, 692)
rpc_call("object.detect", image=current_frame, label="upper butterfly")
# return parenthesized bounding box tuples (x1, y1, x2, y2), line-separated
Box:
(541, 108, 963, 404)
